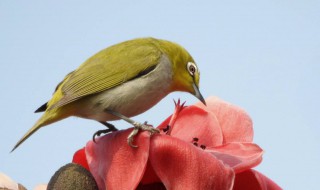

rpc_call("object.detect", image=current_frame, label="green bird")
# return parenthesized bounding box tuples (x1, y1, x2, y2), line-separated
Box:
(12, 37, 206, 151)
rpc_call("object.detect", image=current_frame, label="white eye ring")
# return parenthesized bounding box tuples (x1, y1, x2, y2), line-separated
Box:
(187, 62, 197, 76)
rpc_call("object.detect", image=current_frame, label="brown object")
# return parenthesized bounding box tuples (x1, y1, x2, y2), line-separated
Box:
(18, 183, 27, 190)
(47, 163, 98, 190)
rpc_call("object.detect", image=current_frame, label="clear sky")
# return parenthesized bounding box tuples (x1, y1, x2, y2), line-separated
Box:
(1, 1, 319, 189)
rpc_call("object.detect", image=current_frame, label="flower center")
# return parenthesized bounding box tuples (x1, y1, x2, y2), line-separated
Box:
(162, 125, 170, 133)
(192, 137, 206, 150)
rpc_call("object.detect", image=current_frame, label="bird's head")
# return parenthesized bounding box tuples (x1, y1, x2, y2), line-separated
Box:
(158, 39, 206, 105)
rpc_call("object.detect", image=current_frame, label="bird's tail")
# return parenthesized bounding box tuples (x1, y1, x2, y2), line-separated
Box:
(11, 110, 65, 152)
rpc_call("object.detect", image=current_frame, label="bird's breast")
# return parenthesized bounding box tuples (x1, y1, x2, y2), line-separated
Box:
(74, 54, 173, 121)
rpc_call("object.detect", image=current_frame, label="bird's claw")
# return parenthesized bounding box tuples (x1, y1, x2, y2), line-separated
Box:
(92, 129, 113, 143)
(127, 121, 160, 148)
(92, 122, 118, 143)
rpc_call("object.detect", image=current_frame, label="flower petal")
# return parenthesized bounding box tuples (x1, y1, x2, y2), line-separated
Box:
(166, 99, 186, 135)
(86, 129, 150, 190)
(157, 99, 186, 134)
(158, 105, 223, 147)
(206, 143, 263, 173)
(149, 135, 234, 190)
(72, 148, 89, 171)
(233, 169, 282, 190)
(196, 96, 253, 143)
(140, 160, 161, 185)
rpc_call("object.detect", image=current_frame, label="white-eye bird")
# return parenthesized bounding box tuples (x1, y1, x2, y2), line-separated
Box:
(12, 37, 206, 152)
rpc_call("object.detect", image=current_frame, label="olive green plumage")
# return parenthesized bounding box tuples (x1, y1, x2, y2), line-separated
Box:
(12, 37, 205, 152)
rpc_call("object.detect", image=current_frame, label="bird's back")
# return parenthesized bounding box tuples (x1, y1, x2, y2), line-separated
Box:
(46, 38, 164, 112)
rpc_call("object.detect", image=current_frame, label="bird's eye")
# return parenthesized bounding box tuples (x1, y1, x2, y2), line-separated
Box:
(187, 62, 197, 76)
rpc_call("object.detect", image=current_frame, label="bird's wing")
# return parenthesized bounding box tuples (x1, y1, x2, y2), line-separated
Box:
(48, 41, 162, 110)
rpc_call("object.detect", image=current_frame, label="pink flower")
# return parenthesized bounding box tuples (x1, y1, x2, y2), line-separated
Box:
(73, 96, 282, 190)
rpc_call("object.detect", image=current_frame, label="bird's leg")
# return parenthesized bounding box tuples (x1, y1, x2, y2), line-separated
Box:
(92, 121, 118, 143)
(100, 121, 118, 132)
(104, 109, 160, 147)
(127, 121, 158, 148)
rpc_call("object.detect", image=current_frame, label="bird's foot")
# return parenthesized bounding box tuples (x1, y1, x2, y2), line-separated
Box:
(92, 129, 112, 142)
(127, 121, 160, 148)
(103, 109, 159, 147)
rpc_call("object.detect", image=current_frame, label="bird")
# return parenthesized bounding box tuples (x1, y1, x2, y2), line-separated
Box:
(12, 37, 206, 152)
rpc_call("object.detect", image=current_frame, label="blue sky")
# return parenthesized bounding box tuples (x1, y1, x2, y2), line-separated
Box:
(1, 1, 319, 189)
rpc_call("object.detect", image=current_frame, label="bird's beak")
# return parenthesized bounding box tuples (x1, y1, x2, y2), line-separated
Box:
(192, 83, 206, 105)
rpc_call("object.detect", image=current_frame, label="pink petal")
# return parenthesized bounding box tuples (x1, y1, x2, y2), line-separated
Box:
(166, 99, 186, 134)
(72, 147, 89, 171)
(206, 143, 263, 173)
(149, 135, 235, 190)
(196, 96, 253, 143)
(157, 99, 186, 133)
(233, 169, 282, 190)
(85, 129, 151, 190)
(140, 160, 161, 185)
(158, 105, 223, 147)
